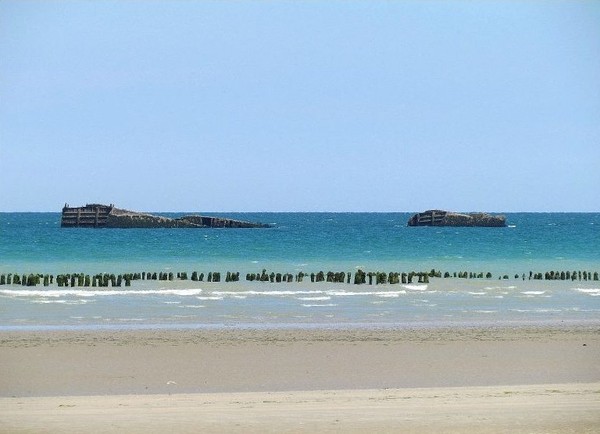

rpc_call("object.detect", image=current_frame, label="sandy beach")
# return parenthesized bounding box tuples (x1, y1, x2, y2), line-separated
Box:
(1, 326, 599, 432)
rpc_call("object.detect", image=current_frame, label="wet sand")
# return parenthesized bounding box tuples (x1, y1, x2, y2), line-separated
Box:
(1, 326, 599, 432)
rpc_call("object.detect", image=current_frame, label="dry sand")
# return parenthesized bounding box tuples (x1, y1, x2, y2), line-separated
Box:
(1, 326, 599, 432)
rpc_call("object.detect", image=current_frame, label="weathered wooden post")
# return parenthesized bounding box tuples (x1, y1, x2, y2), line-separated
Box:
(594, 272, 599, 281)
(316, 271, 324, 282)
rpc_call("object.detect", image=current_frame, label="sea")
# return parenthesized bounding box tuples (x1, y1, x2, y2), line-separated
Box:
(1, 212, 599, 331)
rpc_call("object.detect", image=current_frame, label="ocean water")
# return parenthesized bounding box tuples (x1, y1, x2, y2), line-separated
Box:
(1, 212, 599, 330)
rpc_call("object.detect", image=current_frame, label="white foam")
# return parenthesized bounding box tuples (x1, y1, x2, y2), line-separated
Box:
(297, 296, 332, 301)
(403, 284, 428, 291)
(196, 296, 224, 301)
(468, 292, 486, 295)
(301, 303, 338, 308)
(521, 291, 546, 295)
(375, 292, 405, 298)
(0, 288, 204, 297)
(31, 299, 89, 305)
(212, 290, 323, 296)
(325, 290, 406, 297)
(573, 288, 600, 295)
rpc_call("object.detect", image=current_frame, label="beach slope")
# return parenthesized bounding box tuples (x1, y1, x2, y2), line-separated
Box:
(1, 327, 598, 433)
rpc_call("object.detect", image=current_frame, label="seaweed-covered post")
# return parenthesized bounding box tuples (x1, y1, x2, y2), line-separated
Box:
(0, 275, 5, 285)
(594, 272, 599, 281)
(353, 270, 365, 285)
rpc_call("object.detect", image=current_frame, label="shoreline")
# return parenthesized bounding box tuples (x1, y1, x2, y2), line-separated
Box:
(2, 317, 600, 333)
(2, 325, 598, 397)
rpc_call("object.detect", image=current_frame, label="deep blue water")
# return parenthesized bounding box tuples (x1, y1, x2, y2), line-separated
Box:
(2, 212, 599, 273)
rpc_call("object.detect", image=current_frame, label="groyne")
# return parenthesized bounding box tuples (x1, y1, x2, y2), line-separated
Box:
(61, 204, 271, 228)
(1, 269, 598, 288)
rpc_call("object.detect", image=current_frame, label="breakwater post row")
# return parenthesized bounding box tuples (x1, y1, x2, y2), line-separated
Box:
(0, 269, 598, 288)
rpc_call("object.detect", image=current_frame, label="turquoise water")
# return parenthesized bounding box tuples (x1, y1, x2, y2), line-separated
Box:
(1, 212, 599, 329)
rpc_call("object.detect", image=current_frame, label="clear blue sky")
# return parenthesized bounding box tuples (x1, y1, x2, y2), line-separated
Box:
(1, 1, 599, 212)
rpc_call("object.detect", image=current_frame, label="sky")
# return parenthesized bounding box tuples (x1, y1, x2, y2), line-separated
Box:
(1, 1, 599, 212)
